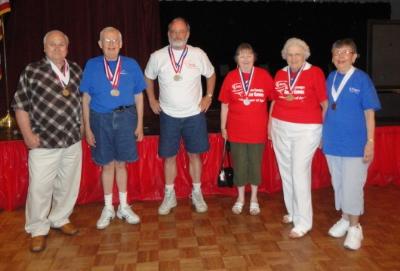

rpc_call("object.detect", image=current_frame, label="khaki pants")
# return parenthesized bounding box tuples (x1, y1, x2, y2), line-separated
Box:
(25, 141, 82, 237)
(230, 142, 265, 186)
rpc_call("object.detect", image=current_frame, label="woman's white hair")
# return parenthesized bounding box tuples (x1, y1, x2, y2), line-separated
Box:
(281, 37, 311, 60)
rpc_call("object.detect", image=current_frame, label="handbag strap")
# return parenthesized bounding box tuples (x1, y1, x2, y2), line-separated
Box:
(220, 139, 232, 169)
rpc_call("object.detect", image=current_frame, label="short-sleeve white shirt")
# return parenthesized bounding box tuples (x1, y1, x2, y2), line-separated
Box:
(145, 45, 215, 118)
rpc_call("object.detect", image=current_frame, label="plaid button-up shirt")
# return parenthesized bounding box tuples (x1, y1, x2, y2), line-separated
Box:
(12, 58, 82, 148)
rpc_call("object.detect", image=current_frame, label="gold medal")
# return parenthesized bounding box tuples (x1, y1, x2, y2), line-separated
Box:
(286, 94, 295, 101)
(173, 74, 182, 81)
(62, 88, 70, 97)
(110, 89, 120, 97)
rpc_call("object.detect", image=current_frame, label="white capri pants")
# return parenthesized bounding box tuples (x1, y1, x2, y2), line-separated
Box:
(25, 141, 82, 237)
(271, 118, 322, 232)
(325, 155, 369, 216)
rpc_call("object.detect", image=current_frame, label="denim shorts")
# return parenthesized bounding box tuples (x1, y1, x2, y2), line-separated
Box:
(90, 106, 138, 165)
(159, 112, 209, 158)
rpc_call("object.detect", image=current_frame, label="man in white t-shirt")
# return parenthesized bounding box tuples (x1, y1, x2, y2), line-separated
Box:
(145, 17, 216, 215)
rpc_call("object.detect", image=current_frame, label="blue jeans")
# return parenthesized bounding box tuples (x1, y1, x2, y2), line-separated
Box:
(90, 107, 138, 165)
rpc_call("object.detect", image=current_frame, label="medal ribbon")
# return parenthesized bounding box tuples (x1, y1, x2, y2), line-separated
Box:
(287, 63, 305, 93)
(49, 59, 70, 88)
(103, 56, 122, 90)
(238, 67, 254, 98)
(331, 66, 355, 102)
(168, 46, 188, 74)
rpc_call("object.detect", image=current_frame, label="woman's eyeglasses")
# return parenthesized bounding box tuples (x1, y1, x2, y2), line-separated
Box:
(333, 50, 354, 56)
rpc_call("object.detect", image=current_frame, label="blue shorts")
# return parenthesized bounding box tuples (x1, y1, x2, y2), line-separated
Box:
(159, 112, 209, 158)
(90, 106, 138, 165)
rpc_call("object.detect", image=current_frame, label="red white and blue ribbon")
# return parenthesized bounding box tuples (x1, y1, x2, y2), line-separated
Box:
(103, 56, 122, 90)
(168, 45, 188, 75)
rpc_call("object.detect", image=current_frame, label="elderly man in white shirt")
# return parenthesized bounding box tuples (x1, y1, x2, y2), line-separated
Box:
(145, 17, 216, 215)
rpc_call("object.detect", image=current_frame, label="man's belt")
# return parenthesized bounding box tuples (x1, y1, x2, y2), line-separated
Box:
(112, 105, 134, 112)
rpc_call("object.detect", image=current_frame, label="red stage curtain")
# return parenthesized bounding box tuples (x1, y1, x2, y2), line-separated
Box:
(1, 126, 399, 211)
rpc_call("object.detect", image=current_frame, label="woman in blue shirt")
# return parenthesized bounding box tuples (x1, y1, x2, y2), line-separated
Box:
(322, 39, 381, 250)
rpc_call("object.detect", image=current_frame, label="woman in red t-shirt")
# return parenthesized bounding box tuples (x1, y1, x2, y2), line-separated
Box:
(219, 43, 274, 215)
(269, 38, 328, 238)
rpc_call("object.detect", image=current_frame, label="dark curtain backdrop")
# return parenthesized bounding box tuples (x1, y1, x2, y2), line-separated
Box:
(160, 1, 391, 108)
(1, 0, 161, 117)
(0, 1, 392, 127)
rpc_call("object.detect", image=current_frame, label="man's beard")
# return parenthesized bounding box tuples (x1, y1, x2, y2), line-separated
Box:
(169, 38, 188, 49)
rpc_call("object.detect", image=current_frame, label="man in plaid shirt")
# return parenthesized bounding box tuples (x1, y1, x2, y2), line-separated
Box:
(12, 30, 82, 253)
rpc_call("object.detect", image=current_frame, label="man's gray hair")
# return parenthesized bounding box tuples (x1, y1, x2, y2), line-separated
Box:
(168, 17, 190, 32)
(99, 26, 122, 41)
(43, 30, 69, 45)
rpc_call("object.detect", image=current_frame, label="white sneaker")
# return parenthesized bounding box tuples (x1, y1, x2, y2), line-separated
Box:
(344, 224, 363, 250)
(96, 207, 115, 230)
(158, 189, 177, 215)
(191, 190, 208, 213)
(328, 218, 350, 238)
(117, 205, 140, 224)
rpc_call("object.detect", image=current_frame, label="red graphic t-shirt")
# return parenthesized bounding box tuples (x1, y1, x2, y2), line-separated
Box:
(272, 63, 327, 124)
(219, 67, 274, 143)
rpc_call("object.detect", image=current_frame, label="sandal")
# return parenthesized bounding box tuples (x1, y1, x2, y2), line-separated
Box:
(282, 214, 293, 224)
(232, 201, 244, 214)
(289, 227, 308, 239)
(249, 202, 260, 216)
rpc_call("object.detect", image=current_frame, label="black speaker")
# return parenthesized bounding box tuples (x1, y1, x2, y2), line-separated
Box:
(367, 20, 400, 88)
(376, 92, 400, 120)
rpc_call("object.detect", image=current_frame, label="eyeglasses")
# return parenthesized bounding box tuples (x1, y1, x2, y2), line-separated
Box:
(333, 50, 354, 56)
(103, 38, 120, 44)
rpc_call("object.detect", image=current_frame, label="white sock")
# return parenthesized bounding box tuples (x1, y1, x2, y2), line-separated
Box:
(104, 194, 113, 210)
(165, 184, 174, 193)
(192, 183, 201, 193)
(119, 191, 128, 208)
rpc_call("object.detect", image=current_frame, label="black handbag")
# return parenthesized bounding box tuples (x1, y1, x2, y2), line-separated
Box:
(217, 140, 234, 187)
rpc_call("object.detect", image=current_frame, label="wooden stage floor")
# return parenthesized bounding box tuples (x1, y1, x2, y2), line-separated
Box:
(0, 185, 399, 271)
